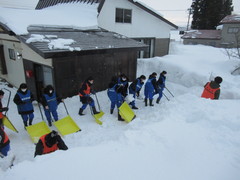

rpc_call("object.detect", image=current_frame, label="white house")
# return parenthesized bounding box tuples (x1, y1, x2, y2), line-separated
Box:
(97, 0, 178, 58)
(35, 0, 178, 58)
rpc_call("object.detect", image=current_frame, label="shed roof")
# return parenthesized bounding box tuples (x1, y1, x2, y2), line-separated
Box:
(220, 14, 240, 24)
(19, 29, 147, 58)
(181, 30, 221, 40)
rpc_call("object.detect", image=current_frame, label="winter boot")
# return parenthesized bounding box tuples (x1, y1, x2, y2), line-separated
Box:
(110, 109, 114, 114)
(23, 121, 28, 127)
(48, 121, 52, 127)
(118, 112, 124, 121)
(29, 119, 33, 126)
(132, 106, 138, 110)
(150, 99, 154, 106)
(144, 98, 148, 106)
(92, 107, 100, 115)
(78, 108, 84, 116)
(156, 98, 160, 104)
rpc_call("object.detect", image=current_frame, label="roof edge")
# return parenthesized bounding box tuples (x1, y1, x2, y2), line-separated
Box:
(128, 0, 178, 29)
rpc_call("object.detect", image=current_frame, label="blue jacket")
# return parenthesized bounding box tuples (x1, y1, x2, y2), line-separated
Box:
(145, 77, 157, 93)
(157, 74, 166, 89)
(129, 78, 144, 94)
(15, 90, 34, 114)
(43, 93, 58, 111)
(107, 84, 123, 102)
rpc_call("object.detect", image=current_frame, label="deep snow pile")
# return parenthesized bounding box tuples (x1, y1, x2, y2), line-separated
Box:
(1, 40, 240, 180)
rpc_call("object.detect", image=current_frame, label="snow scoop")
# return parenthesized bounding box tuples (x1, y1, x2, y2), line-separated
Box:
(91, 93, 104, 125)
(118, 102, 136, 123)
(53, 102, 81, 136)
(26, 121, 51, 143)
(26, 103, 51, 143)
(2, 88, 18, 133)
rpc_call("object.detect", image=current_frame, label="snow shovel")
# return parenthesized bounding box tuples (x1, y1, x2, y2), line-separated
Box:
(2, 88, 18, 133)
(26, 103, 51, 143)
(118, 102, 136, 123)
(165, 87, 174, 97)
(53, 101, 81, 136)
(91, 93, 104, 125)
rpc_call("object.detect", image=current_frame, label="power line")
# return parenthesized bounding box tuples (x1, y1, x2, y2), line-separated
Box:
(155, 9, 187, 11)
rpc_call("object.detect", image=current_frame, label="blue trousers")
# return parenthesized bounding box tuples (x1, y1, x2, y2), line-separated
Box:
(21, 113, 34, 125)
(0, 144, 10, 157)
(81, 101, 95, 110)
(44, 109, 58, 123)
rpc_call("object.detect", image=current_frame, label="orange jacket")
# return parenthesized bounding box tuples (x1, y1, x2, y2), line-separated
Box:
(1, 127, 9, 144)
(40, 134, 58, 154)
(201, 82, 220, 99)
(79, 83, 91, 97)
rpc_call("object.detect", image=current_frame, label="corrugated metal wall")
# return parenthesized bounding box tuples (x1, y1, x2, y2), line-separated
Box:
(53, 50, 137, 98)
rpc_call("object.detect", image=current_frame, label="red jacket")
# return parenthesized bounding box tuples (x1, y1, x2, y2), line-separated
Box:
(0, 127, 9, 147)
(40, 134, 58, 154)
(201, 82, 220, 99)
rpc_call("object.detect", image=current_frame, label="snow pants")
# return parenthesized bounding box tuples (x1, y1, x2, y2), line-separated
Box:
(44, 109, 58, 123)
(0, 144, 10, 157)
(21, 113, 34, 126)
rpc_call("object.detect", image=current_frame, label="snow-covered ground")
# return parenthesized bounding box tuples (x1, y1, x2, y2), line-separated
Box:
(1, 36, 240, 180)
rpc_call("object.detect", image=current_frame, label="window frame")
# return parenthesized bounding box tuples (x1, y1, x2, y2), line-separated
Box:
(8, 48, 16, 60)
(115, 8, 132, 24)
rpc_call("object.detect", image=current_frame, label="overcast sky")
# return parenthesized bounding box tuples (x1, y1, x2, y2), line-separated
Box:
(141, 0, 240, 27)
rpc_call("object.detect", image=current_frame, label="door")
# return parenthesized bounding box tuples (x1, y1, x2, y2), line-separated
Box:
(0, 45, 7, 74)
(34, 64, 54, 101)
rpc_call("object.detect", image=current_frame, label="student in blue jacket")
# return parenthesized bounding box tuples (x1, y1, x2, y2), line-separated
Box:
(13, 83, 34, 128)
(129, 75, 146, 109)
(42, 85, 62, 127)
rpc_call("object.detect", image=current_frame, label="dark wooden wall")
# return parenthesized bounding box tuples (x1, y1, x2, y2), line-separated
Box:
(53, 49, 137, 98)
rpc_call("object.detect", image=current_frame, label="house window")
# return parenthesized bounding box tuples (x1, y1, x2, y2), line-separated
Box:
(115, 8, 132, 23)
(227, 27, 239, 34)
(8, 48, 16, 60)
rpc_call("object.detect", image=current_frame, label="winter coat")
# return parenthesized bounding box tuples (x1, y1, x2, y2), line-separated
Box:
(0, 127, 9, 149)
(79, 79, 94, 104)
(42, 86, 60, 111)
(144, 75, 157, 94)
(129, 78, 144, 95)
(13, 89, 34, 115)
(34, 133, 68, 157)
(107, 80, 124, 102)
(157, 73, 166, 91)
(201, 81, 221, 100)
(117, 77, 128, 97)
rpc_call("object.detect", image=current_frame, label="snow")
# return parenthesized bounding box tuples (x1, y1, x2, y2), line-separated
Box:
(1, 32, 240, 180)
(0, 2, 99, 35)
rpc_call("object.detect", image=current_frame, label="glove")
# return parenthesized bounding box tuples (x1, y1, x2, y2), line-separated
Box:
(91, 90, 96, 95)
(1, 107, 8, 112)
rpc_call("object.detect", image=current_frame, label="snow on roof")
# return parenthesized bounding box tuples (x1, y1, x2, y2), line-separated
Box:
(0, 2, 99, 35)
(181, 30, 222, 40)
(220, 14, 240, 24)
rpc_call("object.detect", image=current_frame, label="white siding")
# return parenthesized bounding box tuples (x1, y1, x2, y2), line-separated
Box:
(0, 0, 39, 9)
(98, 0, 174, 39)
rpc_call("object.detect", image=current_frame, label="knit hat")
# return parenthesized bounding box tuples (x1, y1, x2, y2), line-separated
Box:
(0, 90, 4, 96)
(19, 83, 27, 89)
(214, 76, 223, 84)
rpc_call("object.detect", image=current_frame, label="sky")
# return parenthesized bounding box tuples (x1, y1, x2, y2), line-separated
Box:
(140, 0, 240, 27)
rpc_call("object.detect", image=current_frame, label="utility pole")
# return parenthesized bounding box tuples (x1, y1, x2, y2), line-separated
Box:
(187, 8, 192, 31)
